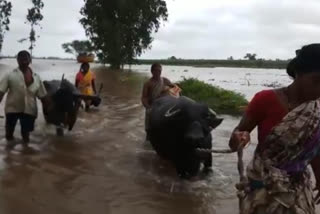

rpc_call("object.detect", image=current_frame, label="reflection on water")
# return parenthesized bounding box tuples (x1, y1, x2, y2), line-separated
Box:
(0, 59, 317, 214)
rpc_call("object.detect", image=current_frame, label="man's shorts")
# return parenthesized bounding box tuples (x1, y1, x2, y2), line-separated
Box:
(6, 113, 36, 134)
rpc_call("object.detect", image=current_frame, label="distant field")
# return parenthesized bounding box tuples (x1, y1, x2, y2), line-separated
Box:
(137, 59, 289, 69)
(1, 57, 290, 69)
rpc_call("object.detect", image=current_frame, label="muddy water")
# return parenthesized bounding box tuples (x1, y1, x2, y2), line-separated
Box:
(0, 59, 318, 214)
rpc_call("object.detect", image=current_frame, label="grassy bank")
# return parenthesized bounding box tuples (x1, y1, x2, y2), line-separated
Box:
(138, 59, 289, 69)
(93, 67, 248, 115)
(178, 78, 248, 115)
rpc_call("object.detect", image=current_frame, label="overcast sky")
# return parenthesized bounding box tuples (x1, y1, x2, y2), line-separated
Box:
(2, 0, 320, 60)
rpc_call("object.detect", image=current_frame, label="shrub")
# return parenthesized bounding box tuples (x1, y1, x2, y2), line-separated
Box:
(178, 78, 248, 115)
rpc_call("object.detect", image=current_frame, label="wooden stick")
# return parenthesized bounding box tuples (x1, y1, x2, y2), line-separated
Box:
(237, 149, 245, 214)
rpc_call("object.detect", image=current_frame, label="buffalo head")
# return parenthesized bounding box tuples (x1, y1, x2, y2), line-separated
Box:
(43, 79, 81, 132)
(149, 95, 223, 178)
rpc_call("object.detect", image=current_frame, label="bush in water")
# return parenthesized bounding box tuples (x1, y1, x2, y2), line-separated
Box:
(178, 78, 248, 115)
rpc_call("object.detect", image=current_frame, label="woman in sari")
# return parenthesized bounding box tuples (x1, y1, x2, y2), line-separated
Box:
(229, 44, 320, 214)
(75, 62, 97, 111)
(141, 63, 175, 142)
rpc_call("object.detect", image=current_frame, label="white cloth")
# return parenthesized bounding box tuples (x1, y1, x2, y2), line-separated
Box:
(0, 68, 47, 117)
(151, 77, 164, 101)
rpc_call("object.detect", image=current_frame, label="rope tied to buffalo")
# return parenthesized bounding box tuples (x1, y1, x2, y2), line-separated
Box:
(195, 147, 245, 179)
(195, 142, 250, 213)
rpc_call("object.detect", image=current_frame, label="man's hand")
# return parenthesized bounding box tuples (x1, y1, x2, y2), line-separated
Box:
(41, 96, 54, 114)
(0, 92, 4, 103)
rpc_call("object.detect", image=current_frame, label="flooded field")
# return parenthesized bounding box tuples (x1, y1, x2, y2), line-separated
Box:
(0, 59, 317, 214)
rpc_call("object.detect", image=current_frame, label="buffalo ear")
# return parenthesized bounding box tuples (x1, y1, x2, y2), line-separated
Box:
(210, 118, 223, 129)
(207, 108, 223, 129)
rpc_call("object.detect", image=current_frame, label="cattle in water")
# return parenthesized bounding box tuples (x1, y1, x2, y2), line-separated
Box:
(43, 79, 81, 135)
(148, 95, 223, 179)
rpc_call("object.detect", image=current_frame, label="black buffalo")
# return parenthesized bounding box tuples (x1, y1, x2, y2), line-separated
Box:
(148, 96, 223, 178)
(43, 79, 81, 135)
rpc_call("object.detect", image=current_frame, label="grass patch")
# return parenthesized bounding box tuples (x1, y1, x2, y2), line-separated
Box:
(178, 78, 248, 115)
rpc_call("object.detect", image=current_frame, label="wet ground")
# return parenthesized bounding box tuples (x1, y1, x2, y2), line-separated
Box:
(0, 59, 317, 214)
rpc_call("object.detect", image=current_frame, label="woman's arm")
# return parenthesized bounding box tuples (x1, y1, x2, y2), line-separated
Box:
(75, 72, 80, 88)
(92, 79, 97, 94)
(229, 115, 257, 151)
(229, 91, 265, 151)
(141, 82, 151, 108)
(163, 77, 175, 88)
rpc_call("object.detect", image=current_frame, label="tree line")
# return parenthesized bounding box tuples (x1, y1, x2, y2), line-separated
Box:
(1, 0, 168, 69)
(1, 1, 286, 70)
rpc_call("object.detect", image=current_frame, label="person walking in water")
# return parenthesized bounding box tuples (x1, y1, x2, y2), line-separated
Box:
(229, 44, 320, 214)
(75, 62, 97, 111)
(141, 63, 174, 142)
(0, 50, 48, 150)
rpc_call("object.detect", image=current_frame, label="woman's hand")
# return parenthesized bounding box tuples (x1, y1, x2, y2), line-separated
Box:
(229, 130, 251, 151)
(163, 86, 171, 91)
(314, 184, 320, 204)
(311, 157, 320, 204)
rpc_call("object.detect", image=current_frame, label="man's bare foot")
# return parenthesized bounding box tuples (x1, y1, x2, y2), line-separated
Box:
(22, 133, 30, 144)
(5, 141, 16, 151)
(21, 145, 36, 154)
(5, 135, 16, 150)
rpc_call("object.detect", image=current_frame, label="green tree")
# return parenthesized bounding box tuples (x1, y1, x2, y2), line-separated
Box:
(19, 0, 44, 57)
(168, 56, 177, 60)
(62, 40, 94, 57)
(80, 0, 168, 69)
(0, 0, 12, 54)
(244, 53, 257, 61)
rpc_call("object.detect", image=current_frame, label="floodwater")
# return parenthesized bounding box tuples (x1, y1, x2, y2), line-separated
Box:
(0, 59, 317, 214)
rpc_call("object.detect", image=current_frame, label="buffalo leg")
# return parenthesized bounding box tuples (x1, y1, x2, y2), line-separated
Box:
(56, 126, 64, 136)
(203, 134, 213, 169)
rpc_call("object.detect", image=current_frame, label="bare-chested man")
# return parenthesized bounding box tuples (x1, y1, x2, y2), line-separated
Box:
(141, 63, 174, 141)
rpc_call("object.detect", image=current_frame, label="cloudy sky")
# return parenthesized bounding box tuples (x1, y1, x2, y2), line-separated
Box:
(2, 0, 320, 60)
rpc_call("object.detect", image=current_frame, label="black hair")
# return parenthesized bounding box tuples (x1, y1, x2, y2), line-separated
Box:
(287, 57, 297, 79)
(151, 63, 161, 72)
(81, 62, 90, 69)
(295, 43, 320, 75)
(17, 50, 31, 60)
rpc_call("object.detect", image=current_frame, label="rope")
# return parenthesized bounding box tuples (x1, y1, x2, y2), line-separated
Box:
(196, 148, 234, 154)
(195, 147, 245, 178)
(196, 142, 249, 213)
(237, 149, 245, 213)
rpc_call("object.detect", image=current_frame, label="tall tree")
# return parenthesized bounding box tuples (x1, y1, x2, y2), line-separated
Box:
(80, 0, 168, 69)
(0, 0, 12, 54)
(62, 40, 94, 57)
(20, 0, 44, 57)
(244, 53, 257, 61)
